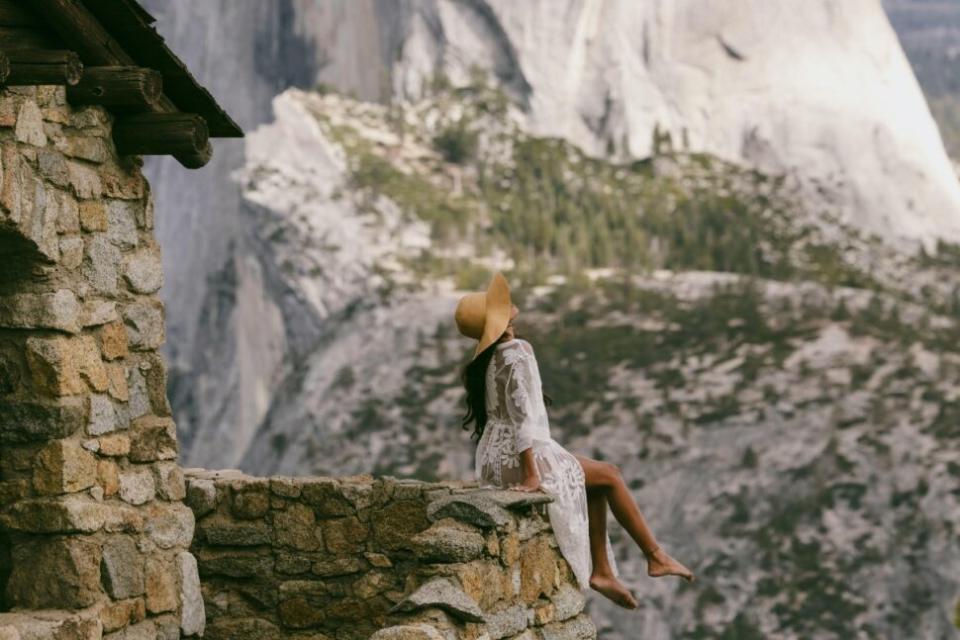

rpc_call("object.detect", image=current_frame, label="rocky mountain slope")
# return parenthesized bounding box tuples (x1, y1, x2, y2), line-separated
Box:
(138, 1, 960, 637)
(143, 0, 960, 403)
(180, 80, 960, 637)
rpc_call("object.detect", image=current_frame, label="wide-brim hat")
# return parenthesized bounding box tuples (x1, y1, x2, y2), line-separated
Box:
(454, 271, 512, 361)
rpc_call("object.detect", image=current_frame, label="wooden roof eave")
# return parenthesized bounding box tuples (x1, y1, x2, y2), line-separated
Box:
(80, 0, 242, 138)
(5, 0, 241, 169)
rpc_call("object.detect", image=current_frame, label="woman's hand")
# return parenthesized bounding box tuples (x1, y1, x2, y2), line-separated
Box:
(509, 474, 542, 493)
(510, 447, 542, 492)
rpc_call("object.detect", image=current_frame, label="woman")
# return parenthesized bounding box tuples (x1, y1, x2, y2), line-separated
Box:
(455, 272, 694, 610)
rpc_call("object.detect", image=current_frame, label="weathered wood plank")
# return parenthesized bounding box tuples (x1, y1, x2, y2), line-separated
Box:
(173, 139, 212, 169)
(30, 0, 218, 168)
(27, 0, 129, 66)
(0, 1, 40, 27)
(67, 66, 160, 108)
(0, 26, 59, 49)
(81, 0, 242, 137)
(4, 49, 82, 86)
(113, 112, 209, 155)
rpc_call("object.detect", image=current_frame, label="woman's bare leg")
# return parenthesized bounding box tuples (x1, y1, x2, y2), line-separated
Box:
(585, 486, 638, 609)
(575, 454, 695, 582)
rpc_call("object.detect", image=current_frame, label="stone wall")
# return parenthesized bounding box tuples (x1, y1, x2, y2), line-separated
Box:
(185, 470, 596, 640)
(0, 85, 203, 638)
(0, 83, 600, 640)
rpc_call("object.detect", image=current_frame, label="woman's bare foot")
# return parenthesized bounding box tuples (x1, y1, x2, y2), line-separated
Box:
(645, 546, 695, 582)
(589, 574, 639, 609)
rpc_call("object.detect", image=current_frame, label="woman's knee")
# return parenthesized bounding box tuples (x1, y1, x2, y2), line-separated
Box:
(581, 458, 621, 488)
(577, 455, 624, 488)
(598, 461, 622, 486)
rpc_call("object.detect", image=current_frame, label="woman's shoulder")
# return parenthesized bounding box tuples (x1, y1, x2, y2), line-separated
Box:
(497, 338, 536, 366)
(498, 337, 533, 352)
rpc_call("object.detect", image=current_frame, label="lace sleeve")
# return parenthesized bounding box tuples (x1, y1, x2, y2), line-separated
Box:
(503, 347, 538, 453)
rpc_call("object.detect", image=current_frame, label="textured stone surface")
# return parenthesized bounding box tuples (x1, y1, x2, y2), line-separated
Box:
(144, 502, 195, 549)
(186, 472, 593, 639)
(83, 235, 120, 295)
(0, 398, 85, 443)
(272, 501, 320, 550)
(411, 521, 486, 562)
(97, 433, 130, 457)
(484, 604, 531, 640)
(0, 290, 80, 333)
(203, 619, 282, 640)
(1, 495, 106, 533)
(184, 476, 216, 516)
(87, 393, 118, 436)
(6, 537, 102, 609)
(101, 535, 145, 599)
(537, 614, 596, 640)
(201, 517, 271, 546)
(100, 597, 146, 633)
(98, 321, 129, 361)
(144, 557, 178, 614)
(128, 415, 177, 462)
(550, 584, 586, 622)
(322, 515, 366, 553)
(177, 552, 205, 636)
(15, 100, 46, 146)
(118, 468, 155, 505)
(369, 625, 445, 640)
(122, 246, 164, 294)
(78, 201, 107, 232)
(426, 493, 513, 529)
(67, 160, 101, 199)
(24, 335, 105, 397)
(107, 200, 139, 250)
(391, 577, 485, 623)
(0, 85, 201, 640)
(80, 299, 117, 327)
(152, 461, 185, 501)
(0, 613, 103, 640)
(32, 439, 96, 495)
(121, 301, 164, 350)
(519, 535, 561, 604)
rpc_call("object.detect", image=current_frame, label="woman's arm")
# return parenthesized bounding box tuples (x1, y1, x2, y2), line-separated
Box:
(512, 447, 541, 492)
(502, 349, 543, 492)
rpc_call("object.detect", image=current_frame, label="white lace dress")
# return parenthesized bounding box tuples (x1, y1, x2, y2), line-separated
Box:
(474, 337, 619, 590)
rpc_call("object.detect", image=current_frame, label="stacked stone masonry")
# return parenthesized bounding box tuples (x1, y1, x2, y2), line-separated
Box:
(0, 85, 202, 639)
(0, 84, 600, 639)
(186, 470, 597, 640)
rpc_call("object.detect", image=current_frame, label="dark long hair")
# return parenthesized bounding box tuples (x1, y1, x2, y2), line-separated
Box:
(460, 332, 553, 442)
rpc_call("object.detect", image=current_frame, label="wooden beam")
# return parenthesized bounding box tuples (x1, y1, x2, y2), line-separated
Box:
(0, 1, 40, 27)
(4, 50, 82, 86)
(27, 0, 176, 112)
(29, 0, 218, 168)
(113, 112, 208, 155)
(0, 52, 8, 85)
(81, 0, 243, 137)
(173, 139, 212, 170)
(67, 66, 160, 109)
(0, 26, 59, 49)
(26, 0, 130, 66)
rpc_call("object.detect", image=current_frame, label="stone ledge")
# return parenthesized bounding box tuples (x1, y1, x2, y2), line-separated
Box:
(185, 470, 593, 640)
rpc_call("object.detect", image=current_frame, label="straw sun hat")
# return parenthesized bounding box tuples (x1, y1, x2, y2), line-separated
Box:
(455, 271, 513, 361)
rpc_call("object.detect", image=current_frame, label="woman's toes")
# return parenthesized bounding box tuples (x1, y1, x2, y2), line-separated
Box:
(589, 575, 639, 610)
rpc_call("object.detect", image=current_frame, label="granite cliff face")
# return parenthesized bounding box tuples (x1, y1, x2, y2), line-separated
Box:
(139, 1, 960, 637)
(142, 0, 960, 461)
(884, 0, 960, 164)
